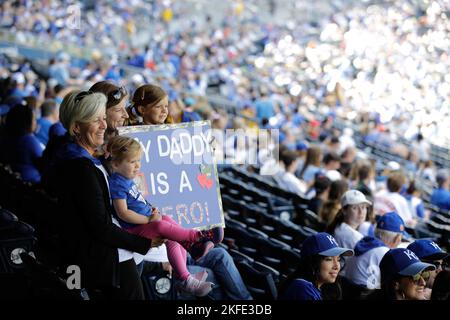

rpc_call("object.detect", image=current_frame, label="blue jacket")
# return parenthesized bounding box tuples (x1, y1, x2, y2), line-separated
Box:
(354, 236, 386, 256)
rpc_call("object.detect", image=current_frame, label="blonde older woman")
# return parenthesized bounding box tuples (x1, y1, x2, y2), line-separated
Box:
(45, 90, 162, 300)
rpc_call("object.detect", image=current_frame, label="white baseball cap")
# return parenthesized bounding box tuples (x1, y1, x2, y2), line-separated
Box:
(341, 190, 372, 207)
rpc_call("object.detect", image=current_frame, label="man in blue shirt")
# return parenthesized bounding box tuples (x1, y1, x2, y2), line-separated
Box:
(35, 99, 58, 146)
(430, 169, 450, 211)
(254, 91, 274, 123)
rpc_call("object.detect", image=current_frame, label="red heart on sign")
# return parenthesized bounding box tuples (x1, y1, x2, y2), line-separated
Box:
(197, 174, 207, 188)
(205, 178, 213, 189)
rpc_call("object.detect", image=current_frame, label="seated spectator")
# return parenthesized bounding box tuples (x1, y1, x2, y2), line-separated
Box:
(370, 248, 435, 300)
(416, 159, 436, 183)
(126, 84, 170, 126)
(308, 175, 331, 215)
(106, 136, 223, 297)
(323, 152, 341, 181)
(296, 146, 323, 185)
(327, 190, 371, 249)
(430, 169, 450, 211)
(279, 232, 353, 300)
(344, 212, 404, 291)
(430, 271, 450, 300)
(274, 148, 307, 195)
(354, 160, 374, 202)
(168, 98, 202, 123)
(404, 181, 426, 220)
(0, 103, 43, 183)
(339, 147, 357, 179)
(407, 239, 449, 300)
(319, 179, 348, 226)
(89, 81, 130, 143)
(35, 99, 58, 146)
(374, 172, 416, 226)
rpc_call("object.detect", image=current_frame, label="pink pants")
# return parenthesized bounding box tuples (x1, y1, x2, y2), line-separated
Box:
(127, 215, 199, 281)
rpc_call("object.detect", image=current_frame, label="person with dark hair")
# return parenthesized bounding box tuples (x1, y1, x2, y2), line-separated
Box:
(35, 99, 58, 146)
(430, 169, 450, 211)
(319, 179, 348, 226)
(168, 97, 202, 123)
(296, 146, 323, 185)
(279, 232, 353, 300)
(0, 104, 44, 183)
(323, 152, 341, 181)
(368, 248, 435, 300)
(339, 147, 357, 179)
(308, 175, 331, 215)
(328, 190, 371, 249)
(89, 81, 129, 143)
(276, 148, 307, 195)
(354, 161, 373, 197)
(404, 180, 426, 220)
(408, 239, 449, 299)
(125, 84, 170, 126)
(431, 270, 450, 300)
(374, 172, 415, 226)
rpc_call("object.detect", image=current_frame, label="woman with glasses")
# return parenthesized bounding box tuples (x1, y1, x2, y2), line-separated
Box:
(367, 248, 436, 300)
(44, 90, 164, 299)
(279, 232, 354, 300)
(407, 239, 449, 299)
(89, 81, 129, 142)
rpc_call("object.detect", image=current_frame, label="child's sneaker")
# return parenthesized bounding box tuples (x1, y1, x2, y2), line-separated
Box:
(180, 275, 213, 297)
(192, 270, 208, 282)
(200, 227, 224, 244)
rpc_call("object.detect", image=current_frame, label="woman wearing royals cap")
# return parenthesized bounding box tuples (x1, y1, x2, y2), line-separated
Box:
(279, 232, 354, 300)
(327, 190, 371, 250)
(367, 248, 436, 300)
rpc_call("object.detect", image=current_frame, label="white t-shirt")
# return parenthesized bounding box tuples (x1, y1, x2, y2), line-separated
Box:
(280, 172, 307, 195)
(343, 246, 389, 289)
(358, 221, 373, 237)
(374, 190, 414, 223)
(333, 223, 364, 250)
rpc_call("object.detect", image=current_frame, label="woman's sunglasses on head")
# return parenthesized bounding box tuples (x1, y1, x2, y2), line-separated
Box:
(112, 86, 127, 101)
(74, 90, 94, 103)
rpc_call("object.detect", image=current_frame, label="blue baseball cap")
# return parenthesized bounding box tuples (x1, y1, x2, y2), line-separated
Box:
(407, 240, 449, 261)
(380, 248, 435, 282)
(375, 211, 406, 234)
(301, 232, 354, 259)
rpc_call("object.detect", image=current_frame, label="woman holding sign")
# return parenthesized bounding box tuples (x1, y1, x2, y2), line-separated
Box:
(44, 90, 164, 300)
(124, 83, 252, 300)
(89, 81, 130, 143)
(106, 135, 224, 297)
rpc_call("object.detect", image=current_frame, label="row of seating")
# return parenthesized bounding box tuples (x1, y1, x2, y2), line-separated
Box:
(218, 166, 324, 231)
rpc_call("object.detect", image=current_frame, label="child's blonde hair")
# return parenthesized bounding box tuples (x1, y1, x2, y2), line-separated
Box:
(106, 135, 142, 164)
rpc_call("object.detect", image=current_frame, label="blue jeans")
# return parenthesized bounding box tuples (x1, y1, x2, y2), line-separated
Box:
(187, 247, 252, 300)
